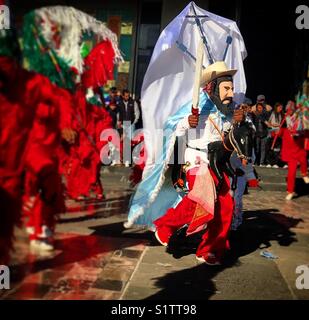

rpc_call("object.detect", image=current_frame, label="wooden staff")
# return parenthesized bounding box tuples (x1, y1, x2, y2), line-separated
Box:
(271, 115, 287, 150)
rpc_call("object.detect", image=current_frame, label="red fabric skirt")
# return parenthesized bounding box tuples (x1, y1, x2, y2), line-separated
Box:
(154, 167, 234, 258)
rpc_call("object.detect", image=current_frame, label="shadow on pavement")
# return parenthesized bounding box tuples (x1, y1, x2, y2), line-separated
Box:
(144, 209, 301, 300)
(91, 222, 155, 242)
(295, 177, 309, 197)
(225, 209, 301, 265)
(144, 263, 223, 300)
(166, 209, 301, 263)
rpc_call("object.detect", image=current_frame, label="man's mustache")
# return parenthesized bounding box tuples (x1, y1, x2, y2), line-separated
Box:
(222, 97, 233, 103)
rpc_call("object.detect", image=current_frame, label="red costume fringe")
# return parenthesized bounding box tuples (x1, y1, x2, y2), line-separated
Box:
(0, 56, 73, 262)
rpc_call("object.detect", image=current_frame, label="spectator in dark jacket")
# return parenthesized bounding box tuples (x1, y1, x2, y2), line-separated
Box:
(118, 89, 140, 132)
(117, 89, 140, 167)
(107, 102, 119, 129)
(253, 103, 269, 166)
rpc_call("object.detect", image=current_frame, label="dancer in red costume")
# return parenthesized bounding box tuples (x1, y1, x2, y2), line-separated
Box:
(65, 40, 114, 200)
(280, 101, 309, 201)
(0, 31, 75, 262)
(66, 88, 112, 200)
(22, 87, 74, 250)
(130, 132, 146, 187)
(154, 62, 244, 265)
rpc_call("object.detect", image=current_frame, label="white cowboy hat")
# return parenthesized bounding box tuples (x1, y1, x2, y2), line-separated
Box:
(200, 61, 237, 87)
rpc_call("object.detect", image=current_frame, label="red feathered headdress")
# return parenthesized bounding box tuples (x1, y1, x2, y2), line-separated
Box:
(81, 40, 115, 89)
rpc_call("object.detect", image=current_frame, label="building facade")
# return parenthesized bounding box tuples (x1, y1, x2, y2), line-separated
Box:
(12, 0, 309, 103)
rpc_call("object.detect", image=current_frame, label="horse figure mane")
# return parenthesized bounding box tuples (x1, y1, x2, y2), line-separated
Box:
(208, 120, 254, 192)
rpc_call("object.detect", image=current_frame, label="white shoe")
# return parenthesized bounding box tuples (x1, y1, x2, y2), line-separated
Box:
(196, 253, 221, 266)
(283, 165, 288, 169)
(38, 226, 53, 238)
(272, 165, 279, 168)
(303, 176, 309, 184)
(266, 164, 272, 168)
(124, 161, 130, 168)
(30, 239, 54, 251)
(25, 226, 34, 235)
(285, 192, 297, 201)
(111, 160, 121, 166)
(154, 230, 168, 247)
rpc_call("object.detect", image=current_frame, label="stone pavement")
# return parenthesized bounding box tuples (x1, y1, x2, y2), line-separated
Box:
(1, 167, 147, 300)
(1, 167, 309, 300)
(123, 189, 309, 300)
(256, 166, 306, 191)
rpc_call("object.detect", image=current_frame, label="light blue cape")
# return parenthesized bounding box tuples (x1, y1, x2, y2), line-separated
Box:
(126, 92, 217, 229)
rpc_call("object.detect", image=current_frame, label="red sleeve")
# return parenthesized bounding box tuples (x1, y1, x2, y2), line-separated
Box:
(26, 73, 74, 130)
(79, 141, 94, 161)
(24, 73, 59, 123)
(56, 87, 74, 130)
(95, 107, 113, 150)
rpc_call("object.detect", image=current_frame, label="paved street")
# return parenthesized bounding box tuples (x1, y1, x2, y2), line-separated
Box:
(1, 166, 309, 300)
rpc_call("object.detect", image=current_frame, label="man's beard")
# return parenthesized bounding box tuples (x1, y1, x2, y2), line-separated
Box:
(208, 75, 234, 118)
(210, 95, 234, 118)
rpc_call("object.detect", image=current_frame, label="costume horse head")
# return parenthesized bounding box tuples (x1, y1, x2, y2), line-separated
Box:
(208, 120, 254, 192)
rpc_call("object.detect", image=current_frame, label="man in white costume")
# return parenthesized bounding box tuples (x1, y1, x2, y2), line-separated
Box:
(153, 61, 245, 266)
(125, 3, 248, 265)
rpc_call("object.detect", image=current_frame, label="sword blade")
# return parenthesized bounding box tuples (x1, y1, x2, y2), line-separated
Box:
(192, 40, 204, 110)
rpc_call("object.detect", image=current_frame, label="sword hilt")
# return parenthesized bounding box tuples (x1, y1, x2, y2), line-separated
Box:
(191, 106, 199, 115)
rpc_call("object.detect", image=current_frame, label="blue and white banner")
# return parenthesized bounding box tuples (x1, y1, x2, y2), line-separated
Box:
(125, 1, 247, 228)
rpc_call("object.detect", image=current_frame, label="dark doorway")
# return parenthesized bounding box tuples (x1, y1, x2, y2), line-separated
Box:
(134, 0, 162, 97)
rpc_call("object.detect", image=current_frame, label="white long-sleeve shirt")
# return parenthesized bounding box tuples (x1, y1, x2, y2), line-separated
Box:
(175, 111, 232, 170)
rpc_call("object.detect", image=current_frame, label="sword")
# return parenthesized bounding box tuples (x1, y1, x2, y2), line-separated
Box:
(222, 35, 233, 61)
(190, 2, 214, 64)
(192, 40, 204, 113)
